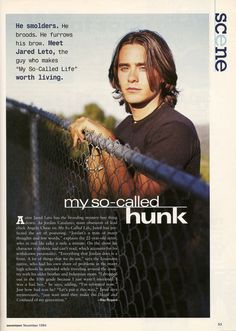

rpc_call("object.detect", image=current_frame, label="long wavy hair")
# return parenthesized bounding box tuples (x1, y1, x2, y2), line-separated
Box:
(108, 30, 179, 112)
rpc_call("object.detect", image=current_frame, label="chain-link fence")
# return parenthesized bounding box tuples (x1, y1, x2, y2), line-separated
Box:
(7, 98, 209, 318)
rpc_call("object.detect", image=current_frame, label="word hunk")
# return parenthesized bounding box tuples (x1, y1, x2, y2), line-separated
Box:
(126, 207, 187, 224)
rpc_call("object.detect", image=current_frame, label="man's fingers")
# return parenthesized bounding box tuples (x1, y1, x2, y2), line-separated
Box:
(70, 117, 89, 147)
(78, 133, 85, 142)
(71, 130, 85, 147)
(73, 133, 79, 148)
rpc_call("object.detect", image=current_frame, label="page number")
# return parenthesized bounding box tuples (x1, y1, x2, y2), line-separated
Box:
(218, 322, 223, 326)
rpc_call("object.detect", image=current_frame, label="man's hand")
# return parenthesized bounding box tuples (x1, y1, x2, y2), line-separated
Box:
(70, 117, 115, 147)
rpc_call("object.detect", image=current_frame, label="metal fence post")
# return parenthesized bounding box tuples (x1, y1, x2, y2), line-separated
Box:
(30, 114, 43, 294)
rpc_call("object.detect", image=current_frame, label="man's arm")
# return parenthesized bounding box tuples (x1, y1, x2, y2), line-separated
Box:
(70, 117, 164, 198)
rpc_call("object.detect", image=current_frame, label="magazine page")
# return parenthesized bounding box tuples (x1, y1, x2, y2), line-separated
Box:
(1, 0, 235, 330)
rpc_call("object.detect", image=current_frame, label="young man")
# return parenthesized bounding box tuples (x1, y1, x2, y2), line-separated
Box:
(70, 30, 200, 198)
(70, 31, 208, 317)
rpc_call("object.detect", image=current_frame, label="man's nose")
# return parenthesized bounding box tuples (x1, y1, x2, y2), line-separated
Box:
(128, 68, 138, 83)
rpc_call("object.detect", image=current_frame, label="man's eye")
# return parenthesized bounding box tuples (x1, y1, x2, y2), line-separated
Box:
(140, 66, 146, 71)
(120, 66, 129, 72)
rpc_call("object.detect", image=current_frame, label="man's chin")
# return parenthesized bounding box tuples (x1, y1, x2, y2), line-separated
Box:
(128, 99, 153, 109)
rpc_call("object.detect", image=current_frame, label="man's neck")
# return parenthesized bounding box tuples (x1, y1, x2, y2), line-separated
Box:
(130, 94, 163, 121)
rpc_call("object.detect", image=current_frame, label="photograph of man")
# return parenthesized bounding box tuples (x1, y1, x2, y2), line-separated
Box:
(70, 29, 200, 199)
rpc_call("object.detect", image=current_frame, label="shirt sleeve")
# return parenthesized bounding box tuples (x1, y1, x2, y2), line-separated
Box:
(145, 121, 200, 170)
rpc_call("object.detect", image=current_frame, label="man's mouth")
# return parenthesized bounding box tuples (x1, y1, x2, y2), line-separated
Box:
(126, 87, 141, 92)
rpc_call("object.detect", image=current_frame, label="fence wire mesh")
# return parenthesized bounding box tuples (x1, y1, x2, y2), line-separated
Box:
(7, 99, 209, 318)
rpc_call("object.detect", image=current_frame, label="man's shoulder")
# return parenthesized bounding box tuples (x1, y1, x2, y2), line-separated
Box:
(115, 115, 132, 134)
(152, 104, 198, 135)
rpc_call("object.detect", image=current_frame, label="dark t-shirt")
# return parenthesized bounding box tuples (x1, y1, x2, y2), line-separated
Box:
(115, 102, 200, 176)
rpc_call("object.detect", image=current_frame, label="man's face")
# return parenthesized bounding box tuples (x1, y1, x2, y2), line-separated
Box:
(117, 44, 162, 106)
